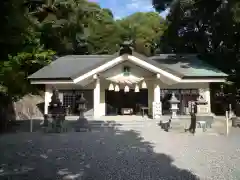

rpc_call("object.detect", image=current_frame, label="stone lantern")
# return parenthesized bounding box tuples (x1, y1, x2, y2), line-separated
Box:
(76, 93, 87, 118)
(75, 93, 91, 132)
(49, 88, 62, 114)
(46, 88, 65, 133)
(169, 92, 180, 119)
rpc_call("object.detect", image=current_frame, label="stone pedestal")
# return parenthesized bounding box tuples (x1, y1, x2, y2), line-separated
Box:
(152, 82, 161, 119)
(196, 98, 212, 116)
(197, 104, 209, 114)
(196, 89, 211, 115)
(170, 106, 178, 118)
(195, 127, 204, 134)
(152, 102, 162, 119)
(195, 94, 213, 128)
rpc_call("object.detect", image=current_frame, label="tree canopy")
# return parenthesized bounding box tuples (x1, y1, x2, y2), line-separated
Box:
(118, 12, 166, 56)
(2, 0, 239, 99)
(0, 0, 166, 99)
(152, 0, 240, 86)
(1, 0, 240, 127)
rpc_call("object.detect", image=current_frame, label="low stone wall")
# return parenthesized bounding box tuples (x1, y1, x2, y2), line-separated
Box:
(13, 93, 44, 120)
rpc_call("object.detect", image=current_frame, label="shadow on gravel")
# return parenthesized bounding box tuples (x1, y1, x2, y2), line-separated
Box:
(5, 119, 124, 133)
(0, 125, 200, 180)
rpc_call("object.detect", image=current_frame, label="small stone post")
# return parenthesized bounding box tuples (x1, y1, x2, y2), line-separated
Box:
(226, 110, 229, 136)
(228, 104, 235, 119)
(28, 108, 34, 133)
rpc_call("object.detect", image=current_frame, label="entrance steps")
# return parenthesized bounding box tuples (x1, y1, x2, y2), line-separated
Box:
(89, 121, 149, 129)
(88, 119, 155, 129)
(64, 115, 192, 130)
(65, 116, 156, 129)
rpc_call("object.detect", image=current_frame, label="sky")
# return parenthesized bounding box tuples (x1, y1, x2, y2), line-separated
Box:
(88, 0, 169, 19)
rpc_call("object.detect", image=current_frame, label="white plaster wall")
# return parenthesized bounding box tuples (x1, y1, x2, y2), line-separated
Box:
(53, 81, 105, 118)
(94, 80, 211, 116)
(44, 84, 53, 114)
(93, 79, 100, 118)
(201, 83, 211, 113)
(54, 84, 93, 108)
(205, 83, 211, 113)
(101, 61, 154, 79)
(146, 81, 211, 115)
(45, 80, 212, 116)
(45, 59, 212, 116)
(50, 84, 94, 116)
(99, 85, 106, 117)
(147, 81, 154, 115)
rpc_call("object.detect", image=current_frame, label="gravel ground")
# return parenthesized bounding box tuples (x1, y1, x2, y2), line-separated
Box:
(0, 121, 240, 180)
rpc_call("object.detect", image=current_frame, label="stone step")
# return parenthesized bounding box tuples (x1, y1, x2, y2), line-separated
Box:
(90, 123, 149, 128)
(65, 120, 153, 129)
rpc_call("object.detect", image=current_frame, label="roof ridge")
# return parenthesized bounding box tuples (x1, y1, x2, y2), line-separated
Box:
(60, 54, 114, 56)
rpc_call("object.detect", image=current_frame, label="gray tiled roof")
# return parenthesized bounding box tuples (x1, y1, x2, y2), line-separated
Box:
(28, 54, 118, 80)
(28, 52, 227, 80)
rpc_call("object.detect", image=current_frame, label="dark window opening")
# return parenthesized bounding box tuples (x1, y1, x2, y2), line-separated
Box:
(119, 47, 133, 55)
(161, 89, 199, 115)
(60, 90, 93, 116)
(105, 89, 148, 115)
(123, 66, 130, 76)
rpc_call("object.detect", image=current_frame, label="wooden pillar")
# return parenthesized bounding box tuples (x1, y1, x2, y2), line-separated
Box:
(152, 74, 162, 119)
(44, 85, 52, 115)
(93, 75, 100, 118)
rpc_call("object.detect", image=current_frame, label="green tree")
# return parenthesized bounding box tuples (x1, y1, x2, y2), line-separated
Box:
(0, 0, 55, 98)
(118, 12, 166, 56)
(30, 0, 108, 55)
(0, 0, 30, 60)
(87, 6, 125, 54)
(0, 0, 55, 131)
(153, 0, 240, 83)
(152, 0, 240, 114)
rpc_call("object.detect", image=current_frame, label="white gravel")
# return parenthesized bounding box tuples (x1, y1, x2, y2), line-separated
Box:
(0, 121, 240, 180)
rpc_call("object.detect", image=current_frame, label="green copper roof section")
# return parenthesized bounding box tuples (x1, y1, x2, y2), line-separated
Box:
(148, 54, 228, 78)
